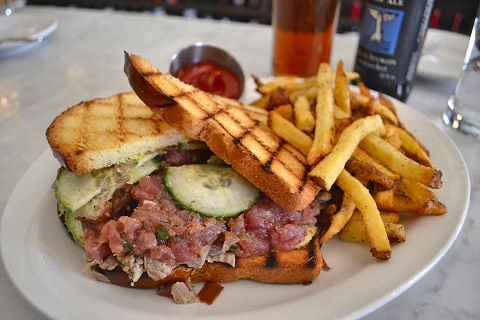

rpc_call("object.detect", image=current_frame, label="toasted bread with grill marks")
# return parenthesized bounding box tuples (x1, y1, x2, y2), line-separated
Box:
(46, 92, 189, 175)
(124, 52, 321, 212)
(94, 233, 323, 288)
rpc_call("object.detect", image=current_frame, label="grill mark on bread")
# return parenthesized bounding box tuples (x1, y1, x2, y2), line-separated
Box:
(201, 108, 225, 121)
(307, 238, 316, 269)
(176, 83, 305, 194)
(166, 81, 264, 164)
(142, 71, 161, 77)
(46, 91, 189, 174)
(263, 141, 284, 172)
(282, 144, 308, 165)
(77, 101, 91, 153)
(174, 88, 306, 193)
(298, 165, 311, 193)
(176, 89, 199, 99)
(265, 251, 277, 269)
(116, 95, 126, 143)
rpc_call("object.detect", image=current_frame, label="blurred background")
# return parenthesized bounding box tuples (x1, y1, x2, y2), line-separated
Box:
(25, 0, 478, 35)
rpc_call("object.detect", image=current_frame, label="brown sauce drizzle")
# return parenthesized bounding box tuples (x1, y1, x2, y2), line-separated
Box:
(198, 282, 224, 305)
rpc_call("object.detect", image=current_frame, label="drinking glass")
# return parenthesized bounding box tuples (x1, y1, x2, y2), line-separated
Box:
(272, 0, 341, 77)
(443, 6, 480, 138)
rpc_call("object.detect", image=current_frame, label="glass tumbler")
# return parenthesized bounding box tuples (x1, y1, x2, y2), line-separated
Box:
(272, 0, 341, 77)
(443, 6, 480, 138)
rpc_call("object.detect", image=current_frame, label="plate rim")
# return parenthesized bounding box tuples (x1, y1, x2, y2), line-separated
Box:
(0, 12, 59, 58)
(0, 94, 470, 320)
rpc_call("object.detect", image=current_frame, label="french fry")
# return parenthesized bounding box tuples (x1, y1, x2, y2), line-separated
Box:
(308, 115, 385, 191)
(256, 77, 297, 94)
(334, 117, 354, 139)
(378, 93, 397, 115)
(293, 95, 315, 132)
(333, 60, 351, 115)
(395, 178, 437, 210)
(360, 134, 442, 188)
(358, 82, 371, 98)
(365, 98, 376, 116)
(425, 200, 448, 215)
(251, 74, 264, 89)
(269, 87, 290, 109)
(384, 123, 402, 149)
(356, 94, 398, 125)
(340, 211, 405, 243)
(320, 193, 356, 243)
(289, 86, 317, 104)
(273, 104, 293, 122)
(344, 71, 360, 81)
(307, 63, 335, 165)
(373, 189, 394, 207)
(336, 170, 391, 259)
(251, 93, 271, 109)
(376, 194, 447, 215)
(334, 104, 350, 120)
(350, 91, 361, 111)
(373, 99, 399, 125)
(268, 111, 313, 156)
(289, 71, 360, 93)
(346, 148, 400, 188)
(386, 124, 433, 167)
(384, 223, 406, 242)
(289, 77, 317, 92)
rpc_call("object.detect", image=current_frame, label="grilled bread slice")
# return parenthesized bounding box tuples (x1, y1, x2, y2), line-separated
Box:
(46, 92, 189, 174)
(94, 234, 323, 288)
(124, 52, 321, 212)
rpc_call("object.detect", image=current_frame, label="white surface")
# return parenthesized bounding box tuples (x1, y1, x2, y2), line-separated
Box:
(1, 79, 470, 320)
(417, 29, 470, 80)
(0, 11, 58, 57)
(0, 5, 479, 320)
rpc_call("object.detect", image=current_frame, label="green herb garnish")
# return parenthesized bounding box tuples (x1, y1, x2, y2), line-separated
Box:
(122, 241, 132, 249)
(156, 228, 170, 240)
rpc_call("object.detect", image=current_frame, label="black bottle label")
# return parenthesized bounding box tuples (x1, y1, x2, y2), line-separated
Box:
(354, 0, 435, 101)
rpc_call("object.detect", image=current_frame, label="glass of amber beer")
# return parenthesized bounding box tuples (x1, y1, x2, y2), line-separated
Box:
(272, 0, 341, 77)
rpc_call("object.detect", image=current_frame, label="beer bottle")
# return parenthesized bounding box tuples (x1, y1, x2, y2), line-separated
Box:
(353, 0, 435, 101)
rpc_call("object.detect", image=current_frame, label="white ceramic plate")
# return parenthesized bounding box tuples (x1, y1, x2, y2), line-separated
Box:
(1, 93, 470, 320)
(417, 29, 470, 80)
(0, 11, 58, 58)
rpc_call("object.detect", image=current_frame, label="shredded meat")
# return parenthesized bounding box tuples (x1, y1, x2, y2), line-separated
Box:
(171, 282, 198, 304)
(144, 256, 176, 281)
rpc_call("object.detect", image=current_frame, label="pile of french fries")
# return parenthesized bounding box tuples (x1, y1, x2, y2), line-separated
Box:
(252, 61, 447, 260)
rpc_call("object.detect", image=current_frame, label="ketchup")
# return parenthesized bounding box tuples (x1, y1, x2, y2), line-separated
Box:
(174, 61, 242, 99)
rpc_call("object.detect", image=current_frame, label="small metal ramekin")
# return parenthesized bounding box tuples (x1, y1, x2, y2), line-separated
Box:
(168, 42, 245, 98)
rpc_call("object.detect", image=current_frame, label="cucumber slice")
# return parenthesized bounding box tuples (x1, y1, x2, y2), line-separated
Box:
(127, 158, 160, 184)
(206, 155, 228, 166)
(134, 151, 160, 168)
(163, 164, 259, 217)
(60, 206, 84, 246)
(75, 196, 109, 220)
(54, 168, 101, 212)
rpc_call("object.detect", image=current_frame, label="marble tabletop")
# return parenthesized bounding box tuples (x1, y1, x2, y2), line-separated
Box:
(0, 6, 478, 320)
